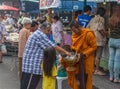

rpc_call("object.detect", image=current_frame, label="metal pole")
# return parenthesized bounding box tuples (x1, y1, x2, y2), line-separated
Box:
(84, 0, 87, 6)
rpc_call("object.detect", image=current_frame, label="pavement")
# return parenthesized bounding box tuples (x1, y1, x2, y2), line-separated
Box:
(0, 56, 120, 89)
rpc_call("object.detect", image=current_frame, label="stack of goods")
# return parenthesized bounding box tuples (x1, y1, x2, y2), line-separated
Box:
(5, 25, 14, 32)
(6, 33, 19, 42)
(5, 33, 19, 56)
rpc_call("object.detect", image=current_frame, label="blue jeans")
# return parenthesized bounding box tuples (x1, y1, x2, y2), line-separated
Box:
(108, 38, 120, 80)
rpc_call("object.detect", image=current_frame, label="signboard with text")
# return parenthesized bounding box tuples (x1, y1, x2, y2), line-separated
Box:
(40, 0, 61, 9)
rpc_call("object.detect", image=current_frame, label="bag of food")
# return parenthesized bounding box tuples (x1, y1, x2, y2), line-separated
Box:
(1, 44, 7, 54)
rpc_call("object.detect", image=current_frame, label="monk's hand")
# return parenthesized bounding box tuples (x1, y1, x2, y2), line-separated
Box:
(76, 53, 81, 62)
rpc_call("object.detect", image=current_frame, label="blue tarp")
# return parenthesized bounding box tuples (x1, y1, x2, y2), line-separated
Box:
(22, 1, 97, 13)
(59, 1, 97, 12)
(21, 1, 39, 12)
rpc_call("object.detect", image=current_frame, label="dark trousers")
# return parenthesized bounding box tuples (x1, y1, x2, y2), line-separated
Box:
(20, 72, 41, 89)
(19, 58, 22, 80)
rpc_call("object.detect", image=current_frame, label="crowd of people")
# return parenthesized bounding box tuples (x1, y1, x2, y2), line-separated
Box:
(0, 4, 120, 89)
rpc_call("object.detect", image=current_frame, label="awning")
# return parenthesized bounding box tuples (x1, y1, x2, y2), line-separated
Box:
(0, 5, 19, 11)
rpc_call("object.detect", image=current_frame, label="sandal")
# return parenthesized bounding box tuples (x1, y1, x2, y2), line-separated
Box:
(0, 61, 3, 63)
(113, 79, 120, 83)
(94, 70, 106, 76)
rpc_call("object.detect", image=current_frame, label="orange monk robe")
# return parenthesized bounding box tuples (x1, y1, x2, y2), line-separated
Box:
(61, 28, 97, 89)
(72, 28, 97, 89)
(61, 58, 80, 89)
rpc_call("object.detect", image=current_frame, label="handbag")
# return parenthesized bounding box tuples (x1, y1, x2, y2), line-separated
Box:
(1, 44, 7, 54)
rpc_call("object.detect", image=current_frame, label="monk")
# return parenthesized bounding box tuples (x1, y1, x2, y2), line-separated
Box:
(60, 20, 97, 89)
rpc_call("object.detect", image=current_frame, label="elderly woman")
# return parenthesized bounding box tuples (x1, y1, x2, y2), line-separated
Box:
(18, 17, 32, 80)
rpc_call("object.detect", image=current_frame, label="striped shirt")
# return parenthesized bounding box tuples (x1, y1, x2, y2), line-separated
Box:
(22, 29, 56, 75)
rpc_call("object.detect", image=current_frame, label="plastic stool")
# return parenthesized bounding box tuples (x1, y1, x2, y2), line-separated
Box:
(56, 77, 68, 89)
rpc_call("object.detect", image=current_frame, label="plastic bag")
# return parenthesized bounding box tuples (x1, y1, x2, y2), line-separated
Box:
(1, 44, 7, 54)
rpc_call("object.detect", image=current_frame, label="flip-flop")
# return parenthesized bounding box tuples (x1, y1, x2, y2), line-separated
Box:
(113, 80, 120, 83)
(109, 78, 113, 82)
(94, 71, 106, 76)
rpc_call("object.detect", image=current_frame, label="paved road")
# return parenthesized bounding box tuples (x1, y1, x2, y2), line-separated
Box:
(0, 56, 120, 89)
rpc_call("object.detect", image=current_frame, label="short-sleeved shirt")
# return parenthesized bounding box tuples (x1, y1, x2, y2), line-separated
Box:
(42, 64, 57, 89)
(78, 14, 92, 28)
(22, 29, 56, 75)
(87, 15, 106, 46)
(55, 59, 67, 77)
(18, 28, 30, 57)
(52, 21, 63, 44)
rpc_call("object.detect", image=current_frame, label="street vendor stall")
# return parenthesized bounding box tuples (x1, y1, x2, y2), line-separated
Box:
(4, 32, 19, 71)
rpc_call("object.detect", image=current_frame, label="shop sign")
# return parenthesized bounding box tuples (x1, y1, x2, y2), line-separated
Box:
(40, 0, 61, 9)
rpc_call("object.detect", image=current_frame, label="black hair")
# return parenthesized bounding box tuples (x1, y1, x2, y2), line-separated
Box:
(43, 46, 56, 77)
(69, 20, 80, 28)
(74, 10, 82, 18)
(60, 45, 74, 57)
(52, 14, 59, 21)
(84, 5, 92, 12)
(31, 20, 39, 27)
(48, 8, 52, 10)
(78, 10, 82, 15)
(96, 7, 106, 17)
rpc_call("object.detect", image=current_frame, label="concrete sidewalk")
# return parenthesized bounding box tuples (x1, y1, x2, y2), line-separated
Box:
(0, 56, 120, 89)
(0, 56, 19, 89)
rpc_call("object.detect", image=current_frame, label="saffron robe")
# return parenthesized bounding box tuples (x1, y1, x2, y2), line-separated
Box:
(61, 28, 97, 89)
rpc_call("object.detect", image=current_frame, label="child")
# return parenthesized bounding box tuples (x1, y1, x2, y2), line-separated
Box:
(42, 46, 57, 89)
(59, 45, 80, 89)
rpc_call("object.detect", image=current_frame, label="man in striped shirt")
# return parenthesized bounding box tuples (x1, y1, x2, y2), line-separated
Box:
(20, 22, 70, 89)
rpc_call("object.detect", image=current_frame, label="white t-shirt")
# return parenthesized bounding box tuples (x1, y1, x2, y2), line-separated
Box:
(52, 21, 63, 44)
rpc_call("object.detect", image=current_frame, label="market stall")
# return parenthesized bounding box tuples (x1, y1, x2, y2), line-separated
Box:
(5, 32, 19, 71)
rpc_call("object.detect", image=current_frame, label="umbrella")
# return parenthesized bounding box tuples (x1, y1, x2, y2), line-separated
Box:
(0, 5, 19, 11)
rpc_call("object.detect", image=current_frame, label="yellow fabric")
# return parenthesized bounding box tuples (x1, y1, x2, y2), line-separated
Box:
(42, 64, 57, 89)
(46, 15, 52, 23)
(61, 28, 97, 89)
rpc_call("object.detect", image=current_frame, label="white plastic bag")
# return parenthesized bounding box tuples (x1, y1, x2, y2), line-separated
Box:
(1, 44, 7, 54)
